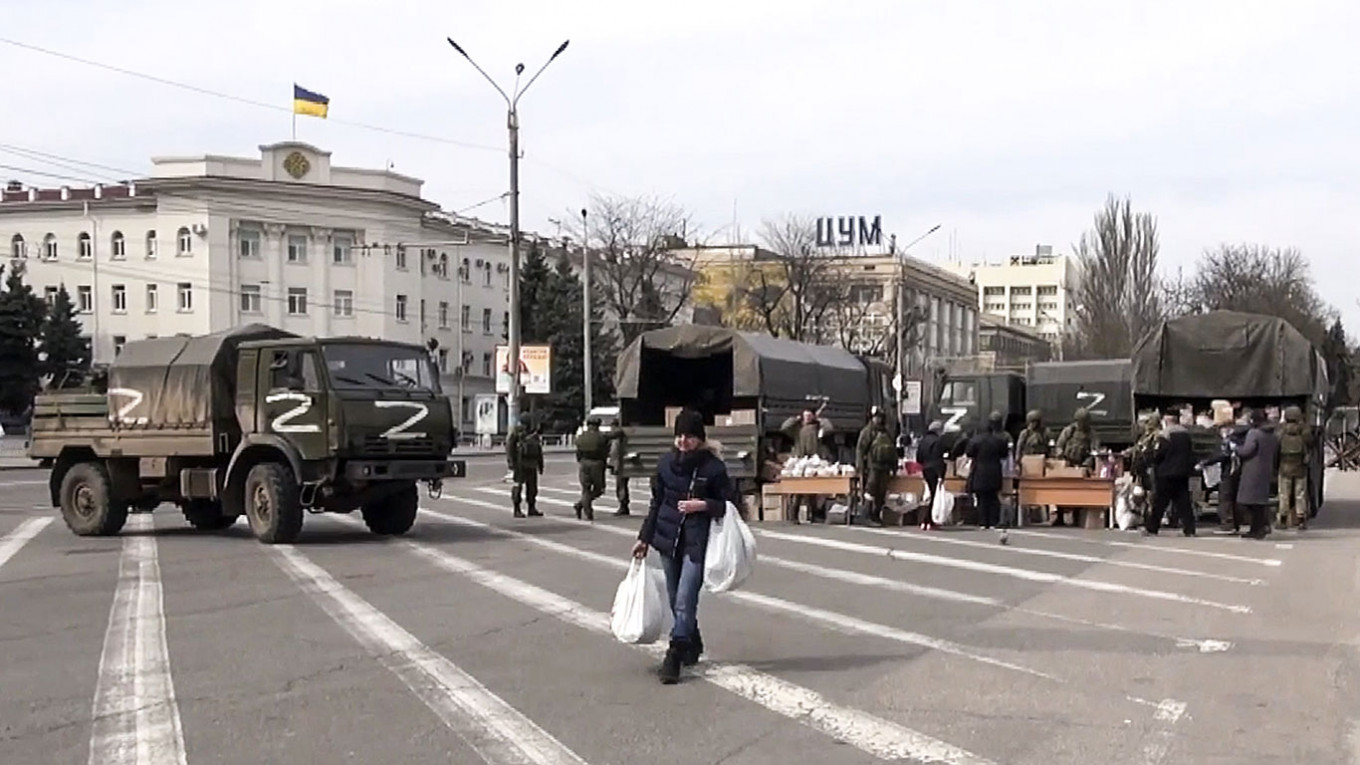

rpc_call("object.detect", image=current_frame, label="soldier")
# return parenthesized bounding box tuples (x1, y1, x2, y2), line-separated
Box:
(1015, 410, 1051, 458)
(1052, 407, 1098, 526)
(574, 416, 610, 521)
(863, 426, 900, 526)
(781, 404, 834, 523)
(505, 415, 544, 518)
(610, 427, 631, 517)
(855, 410, 888, 479)
(1276, 405, 1314, 530)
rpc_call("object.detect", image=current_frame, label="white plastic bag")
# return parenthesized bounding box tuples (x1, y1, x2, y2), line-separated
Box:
(704, 502, 757, 593)
(931, 488, 955, 526)
(610, 553, 669, 644)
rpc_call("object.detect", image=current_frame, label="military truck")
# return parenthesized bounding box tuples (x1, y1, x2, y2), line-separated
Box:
(1131, 310, 1329, 513)
(929, 360, 1135, 448)
(614, 325, 896, 494)
(29, 324, 466, 543)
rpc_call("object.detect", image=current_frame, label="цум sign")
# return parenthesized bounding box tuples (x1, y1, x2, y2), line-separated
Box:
(816, 215, 883, 249)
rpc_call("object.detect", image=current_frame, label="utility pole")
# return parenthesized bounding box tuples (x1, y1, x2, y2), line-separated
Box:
(581, 207, 592, 418)
(893, 224, 943, 424)
(448, 36, 569, 428)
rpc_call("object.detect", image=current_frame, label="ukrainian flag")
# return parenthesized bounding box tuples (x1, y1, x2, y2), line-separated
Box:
(293, 85, 329, 118)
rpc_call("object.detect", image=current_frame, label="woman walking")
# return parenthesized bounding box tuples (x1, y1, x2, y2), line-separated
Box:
(632, 409, 734, 684)
(966, 412, 1011, 530)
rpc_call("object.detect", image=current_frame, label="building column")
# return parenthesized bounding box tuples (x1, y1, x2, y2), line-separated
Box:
(311, 226, 332, 337)
(264, 223, 286, 326)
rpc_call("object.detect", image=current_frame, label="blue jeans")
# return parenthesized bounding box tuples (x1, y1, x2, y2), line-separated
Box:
(661, 550, 703, 643)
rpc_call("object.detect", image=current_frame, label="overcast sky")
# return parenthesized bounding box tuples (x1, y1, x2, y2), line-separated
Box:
(1, 1, 1356, 324)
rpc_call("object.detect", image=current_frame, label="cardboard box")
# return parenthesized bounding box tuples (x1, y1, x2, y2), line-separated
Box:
(664, 407, 684, 428)
(1045, 458, 1068, 472)
(1020, 455, 1046, 478)
(724, 409, 757, 426)
(1048, 466, 1088, 478)
(1079, 508, 1107, 529)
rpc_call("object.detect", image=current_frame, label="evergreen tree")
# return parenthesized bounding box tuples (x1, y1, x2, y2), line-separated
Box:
(1322, 318, 1352, 408)
(41, 284, 91, 388)
(0, 264, 48, 414)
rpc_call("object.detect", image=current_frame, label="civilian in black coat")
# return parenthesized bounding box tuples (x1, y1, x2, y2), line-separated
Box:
(966, 412, 1011, 530)
(915, 420, 947, 530)
(1148, 410, 1197, 536)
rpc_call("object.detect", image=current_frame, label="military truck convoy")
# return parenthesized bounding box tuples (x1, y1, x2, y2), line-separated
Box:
(28, 325, 465, 543)
(613, 325, 896, 493)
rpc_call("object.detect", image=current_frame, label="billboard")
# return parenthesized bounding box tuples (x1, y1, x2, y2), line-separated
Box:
(495, 344, 552, 395)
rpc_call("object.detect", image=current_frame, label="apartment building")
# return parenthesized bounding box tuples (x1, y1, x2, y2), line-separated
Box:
(944, 244, 1081, 345)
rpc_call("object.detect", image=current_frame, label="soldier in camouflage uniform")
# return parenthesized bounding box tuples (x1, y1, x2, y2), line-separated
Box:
(610, 428, 631, 516)
(1015, 410, 1051, 458)
(1276, 405, 1314, 530)
(1051, 407, 1098, 526)
(574, 417, 610, 521)
(1124, 415, 1160, 492)
(505, 415, 545, 518)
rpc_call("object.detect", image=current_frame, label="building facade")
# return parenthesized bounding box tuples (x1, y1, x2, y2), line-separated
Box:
(944, 245, 1081, 347)
(0, 141, 512, 433)
(978, 314, 1053, 369)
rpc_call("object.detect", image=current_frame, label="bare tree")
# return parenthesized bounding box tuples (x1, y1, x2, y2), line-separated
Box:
(1065, 195, 1166, 359)
(578, 194, 696, 344)
(1191, 244, 1331, 344)
(737, 215, 842, 341)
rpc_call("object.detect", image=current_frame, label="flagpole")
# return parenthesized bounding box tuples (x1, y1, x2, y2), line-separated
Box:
(292, 111, 296, 141)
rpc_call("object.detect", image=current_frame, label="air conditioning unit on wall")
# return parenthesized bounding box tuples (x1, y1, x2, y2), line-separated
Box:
(191, 223, 208, 236)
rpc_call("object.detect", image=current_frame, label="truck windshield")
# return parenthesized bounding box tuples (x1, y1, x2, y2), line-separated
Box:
(321, 344, 442, 393)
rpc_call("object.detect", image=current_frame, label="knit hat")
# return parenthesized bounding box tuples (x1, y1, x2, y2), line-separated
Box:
(674, 409, 706, 440)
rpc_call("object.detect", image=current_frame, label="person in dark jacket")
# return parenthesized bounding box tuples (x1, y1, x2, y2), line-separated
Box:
(1147, 409, 1197, 536)
(1236, 409, 1279, 539)
(966, 412, 1011, 530)
(915, 420, 947, 530)
(1199, 414, 1249, 533)
(632, 409, 733, 685)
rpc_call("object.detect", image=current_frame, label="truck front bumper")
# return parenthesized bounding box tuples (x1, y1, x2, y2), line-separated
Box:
(344, 459, 467, 482)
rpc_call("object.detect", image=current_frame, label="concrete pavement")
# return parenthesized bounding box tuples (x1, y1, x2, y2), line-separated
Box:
(2, 458, 1359, 763)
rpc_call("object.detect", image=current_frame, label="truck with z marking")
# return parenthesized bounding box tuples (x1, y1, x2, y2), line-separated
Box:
(28, 324, 466, 543)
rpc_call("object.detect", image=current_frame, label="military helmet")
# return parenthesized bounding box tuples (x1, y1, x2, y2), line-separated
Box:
(1026, 409, 1042, 425)
(586, 416, 602, 427)
(1074, 407, 1090, 422)
(1283, 405, 1303, 423)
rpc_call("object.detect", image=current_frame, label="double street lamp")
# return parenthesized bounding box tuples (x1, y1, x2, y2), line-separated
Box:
(447, 36, 570, 428)
(894, 224, 942, 422)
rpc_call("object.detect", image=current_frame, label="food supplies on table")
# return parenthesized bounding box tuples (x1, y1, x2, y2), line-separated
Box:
(779, 455, 855, 478)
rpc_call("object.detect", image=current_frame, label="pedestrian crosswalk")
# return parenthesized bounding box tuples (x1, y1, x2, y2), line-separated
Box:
(0, 471, 1304, 764)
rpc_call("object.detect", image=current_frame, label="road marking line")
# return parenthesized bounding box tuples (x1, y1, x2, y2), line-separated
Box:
(470, 487, 1252, 613)
(88, 513, 187, 765)
(426, 501, 1051, 681)
(1003, 528, 1283, 566)
(1139, 698, 1188, 765)
(1275, 543, 1294, 550)
(362, 515, 997, 765)
(0, 517, 53, 570)
(446, 494, 1234, 653)
(837, 525, 1267, 585)
(272, 545, 589, 765)
(0, 479, 48, 487)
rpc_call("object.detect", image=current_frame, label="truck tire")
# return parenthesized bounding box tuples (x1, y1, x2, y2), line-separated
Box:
(59, 462, 129, 536)
(244, 463, 303, 544)
(361, 483, 419, 536)
(182, 500, 238, 531)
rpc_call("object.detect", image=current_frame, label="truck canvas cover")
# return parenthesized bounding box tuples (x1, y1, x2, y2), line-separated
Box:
(109, 324, 297, 428)
(1027, 360, 1134, 443)
(616, 325, 869, 407)
(1132, 311, 1326, 400)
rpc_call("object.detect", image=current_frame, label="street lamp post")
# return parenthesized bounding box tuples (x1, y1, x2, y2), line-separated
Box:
(894, 224, 942, 425)
(448, 36, 569, 428)
(581, 207, 592, 419)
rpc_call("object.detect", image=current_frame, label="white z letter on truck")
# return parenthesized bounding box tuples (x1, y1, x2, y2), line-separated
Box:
(376, 401, 429, 440)
(265, 392, 321, 433)
(108, 388, 148, 425)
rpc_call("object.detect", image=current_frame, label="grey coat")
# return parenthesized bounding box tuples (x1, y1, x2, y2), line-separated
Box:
(1235, 426, 1278, 506)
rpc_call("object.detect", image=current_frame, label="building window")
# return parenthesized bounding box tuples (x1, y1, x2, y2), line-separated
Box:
(240, 284, 262, 313)
(438, 301, 450, 329)
(239, 229, 261, 259)
(461, 352, 473, 375)
(503, 311, 509, 337)
(333, 235, 353, 265)
(461, 305, 470, 333)
(395, 246, 407, 270)
(438, 252, 449, 279)
(982, 286, 1004, 296)
(113, 336, 126, 357)
(437, 349, 449, 372)
(146, 284, 158, 313)
(481, 352, 492, 377)
(77, 285, 93, 313)
(482, 262, 492, 287)
(177, 282, 193, 312)
(333, 290, 354, 317)
(1011, 286, 1032, 296)
(43, 286, 57, 306)
(287, 288, 308, 315)
(481, 308, 492, 334)
(110, 231, 125, 259)
(461, 258, 471, 284)
(1037, 285, 1058, 296)
(419, 299, 426, 330)
(177, 227, 192, 256)
(111, 284, 126, 313)
(77, 232, 92, 260)
(1011, 302, 1032, 312)
(395, 294, 408, 322)
(9, 234, 23, 259)
(42, 233, 57, 261)
(287, 234, 307, 263)
(146, 230, 158, 259)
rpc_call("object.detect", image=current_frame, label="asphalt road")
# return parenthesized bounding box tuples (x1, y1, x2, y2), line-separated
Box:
(3, 456, 1360, 765)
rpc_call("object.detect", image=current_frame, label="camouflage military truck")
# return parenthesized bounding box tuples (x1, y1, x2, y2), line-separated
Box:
(28, 324, 466, 543)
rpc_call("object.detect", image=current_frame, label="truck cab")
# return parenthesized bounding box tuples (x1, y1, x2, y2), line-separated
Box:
(930, 372, 1026, 436)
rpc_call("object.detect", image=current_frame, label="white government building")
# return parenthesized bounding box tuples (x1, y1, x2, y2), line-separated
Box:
(0, 141, 515, 432)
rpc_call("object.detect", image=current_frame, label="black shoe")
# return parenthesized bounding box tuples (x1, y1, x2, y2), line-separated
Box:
(584, 506, 595, 521)
(527, 508, 543, 517)
(659, 641, 685, 684)
(513, 509, 525, 518)
(614, 508, 631, 517)
(683, 633, 704, 666)
(573, 502, 583, 520)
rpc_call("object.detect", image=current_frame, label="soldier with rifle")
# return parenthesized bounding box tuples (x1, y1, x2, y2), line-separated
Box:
(506, 414, 545, 519)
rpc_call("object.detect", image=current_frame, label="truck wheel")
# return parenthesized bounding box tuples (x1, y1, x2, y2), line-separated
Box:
(361, 483, 419, 536)
(182, 500, 238, 531)
(244, 463, 303, 544)
(59, 462, 129, 536)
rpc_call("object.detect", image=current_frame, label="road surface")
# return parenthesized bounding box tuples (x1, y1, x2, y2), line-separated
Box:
(2, 456, 1358, 764)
